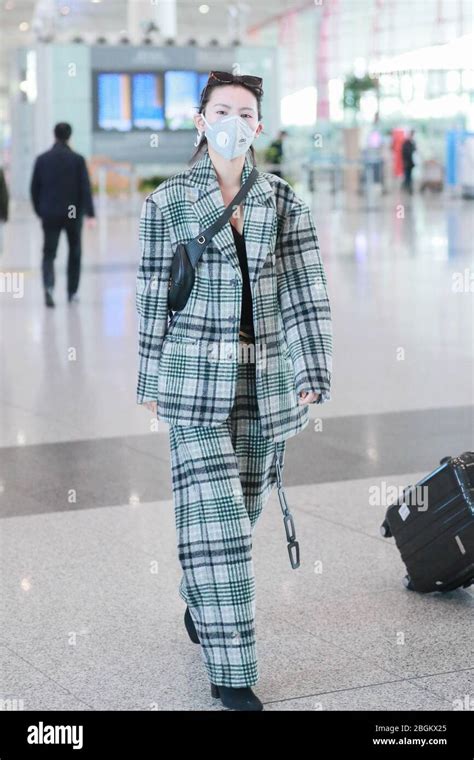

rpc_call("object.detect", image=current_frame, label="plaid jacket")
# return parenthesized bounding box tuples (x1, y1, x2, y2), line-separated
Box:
(136, 149, 332, 442)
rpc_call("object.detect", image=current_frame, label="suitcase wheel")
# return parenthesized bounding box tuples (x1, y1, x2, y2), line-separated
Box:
(403, 574, 415, 591)
(379, 519, 392, 538)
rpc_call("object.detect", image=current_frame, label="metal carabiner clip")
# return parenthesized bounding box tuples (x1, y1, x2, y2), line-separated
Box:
(275, 446, 300, 569)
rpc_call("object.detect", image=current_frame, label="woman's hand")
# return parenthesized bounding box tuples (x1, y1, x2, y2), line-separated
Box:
(298, 390, 320, 405)
(142, 401, 158, 415)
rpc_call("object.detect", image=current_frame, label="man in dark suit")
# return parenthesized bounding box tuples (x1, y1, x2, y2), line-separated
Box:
(30, 122, 96, 307)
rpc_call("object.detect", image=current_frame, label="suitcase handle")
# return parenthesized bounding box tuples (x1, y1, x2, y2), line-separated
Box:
(452, 458, 474, 516)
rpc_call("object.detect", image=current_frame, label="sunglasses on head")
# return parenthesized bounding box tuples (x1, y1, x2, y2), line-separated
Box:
(204, 70, 263, 95)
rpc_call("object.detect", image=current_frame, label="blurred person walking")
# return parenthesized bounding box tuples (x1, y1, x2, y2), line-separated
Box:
(136, 71, 332, 711)
(401, 129, 416, 194)
(0, 166, 8, 255)
(30, 122, 96, 307)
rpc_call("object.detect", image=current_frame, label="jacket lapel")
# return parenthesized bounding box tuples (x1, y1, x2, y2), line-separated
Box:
(185, 149, 277, 290)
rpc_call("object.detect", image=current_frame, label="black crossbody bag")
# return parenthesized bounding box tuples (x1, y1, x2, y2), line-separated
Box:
(168, 167, 259, 311)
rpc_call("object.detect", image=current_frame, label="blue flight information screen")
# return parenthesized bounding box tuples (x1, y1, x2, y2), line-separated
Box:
(95, 70, 212, 131)
(97, 73, 132, 131)
(165, 70, 209, 130)
(132, 74, 165, 130)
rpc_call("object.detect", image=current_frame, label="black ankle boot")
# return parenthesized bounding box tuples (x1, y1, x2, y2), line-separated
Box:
(45, 289, 55, 308)
(184, 606, 199, 644)
(210, 683, 263, 711)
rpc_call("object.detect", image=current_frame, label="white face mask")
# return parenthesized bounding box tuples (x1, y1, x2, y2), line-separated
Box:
(201, 113, 258, 160)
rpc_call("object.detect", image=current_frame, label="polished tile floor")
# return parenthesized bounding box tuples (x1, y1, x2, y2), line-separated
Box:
(0, 187, 473, 710)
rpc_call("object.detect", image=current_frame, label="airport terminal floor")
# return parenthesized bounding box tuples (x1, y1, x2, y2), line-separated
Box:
(1, 187, 473, 711)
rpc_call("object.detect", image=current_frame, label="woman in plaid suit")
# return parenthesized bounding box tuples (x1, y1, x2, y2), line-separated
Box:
(136, 71, 332, 710)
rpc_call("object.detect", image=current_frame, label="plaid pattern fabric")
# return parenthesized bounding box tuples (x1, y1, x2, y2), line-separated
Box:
(136, 148, 332, 442)
(169, 352, 286, 687)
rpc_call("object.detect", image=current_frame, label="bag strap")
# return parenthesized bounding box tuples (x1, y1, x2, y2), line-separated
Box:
(275, 445, 300, 569)
(185, 166, 259, 268)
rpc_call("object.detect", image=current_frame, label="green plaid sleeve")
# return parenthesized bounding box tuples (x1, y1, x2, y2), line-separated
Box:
(136, 194, 173, 404)
(276, 191, 333, 405)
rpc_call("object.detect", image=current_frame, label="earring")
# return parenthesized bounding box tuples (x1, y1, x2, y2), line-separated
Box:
(193, 130, 202, 147)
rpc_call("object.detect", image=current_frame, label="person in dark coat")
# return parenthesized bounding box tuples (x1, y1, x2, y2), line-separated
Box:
(264, 129, 289, 178)
(0, 167, 8, 220)
(0, 167, 8, 254)
(401, 129, 416, 194)
(30, 122, 96, 307)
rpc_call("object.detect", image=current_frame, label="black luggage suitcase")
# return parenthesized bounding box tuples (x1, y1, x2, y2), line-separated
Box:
(380, 451, 474, 593)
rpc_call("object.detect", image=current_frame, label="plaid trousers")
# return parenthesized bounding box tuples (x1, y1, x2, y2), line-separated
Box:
(168, 345, 286, 688)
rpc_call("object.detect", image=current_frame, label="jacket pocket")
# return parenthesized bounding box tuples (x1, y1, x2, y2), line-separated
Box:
(163, 335, 198, 345)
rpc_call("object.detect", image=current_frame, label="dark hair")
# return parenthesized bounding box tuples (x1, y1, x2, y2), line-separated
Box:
(188, 81, 264, 168)
(54, 122, 72, 142)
